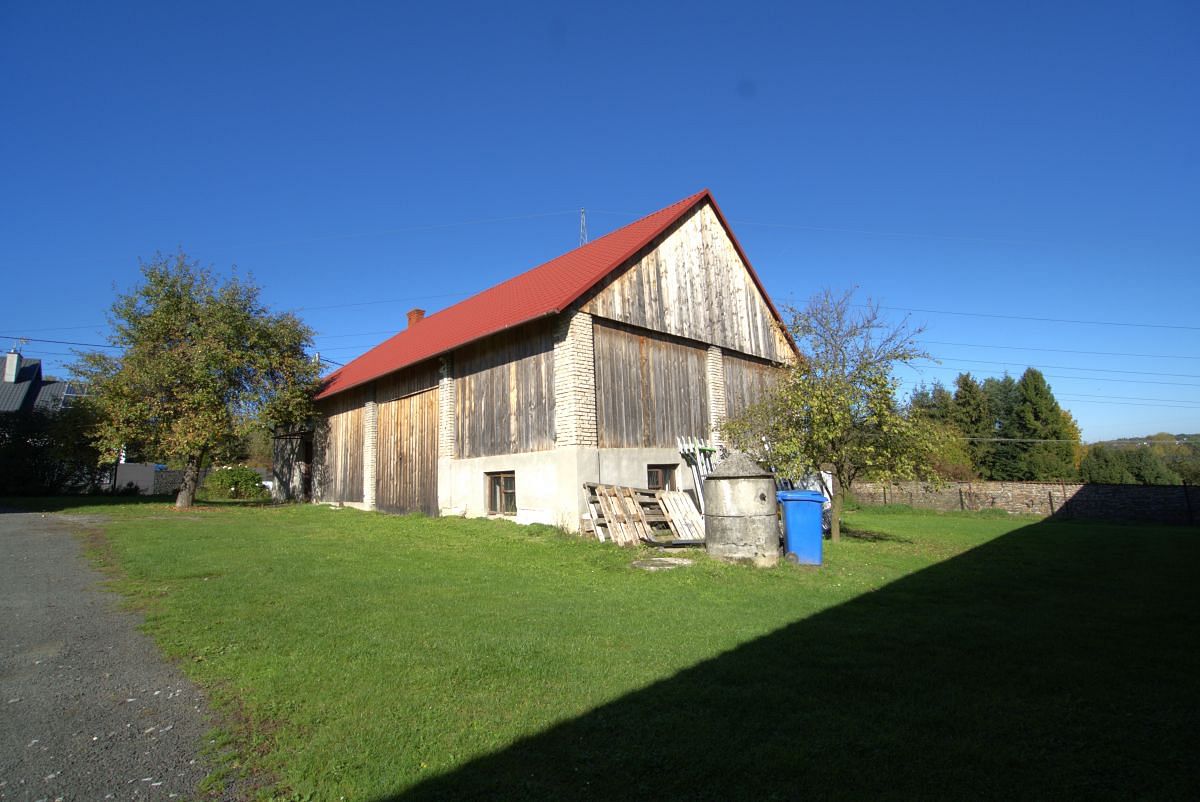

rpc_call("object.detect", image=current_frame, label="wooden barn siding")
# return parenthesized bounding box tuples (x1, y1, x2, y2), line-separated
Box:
(375, 363, 440, 514)
(315, 386, 366, 503)
(455, 320, 556, 458)
(723, 353, 784, 419)
(582, 202, 784, 363)
(377, 387, 439, 515)
(376, 362, 440, 403)
(594, 321, 709, 448)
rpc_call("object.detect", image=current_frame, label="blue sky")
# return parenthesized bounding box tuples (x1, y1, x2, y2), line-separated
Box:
(2, 0, 1197, 442)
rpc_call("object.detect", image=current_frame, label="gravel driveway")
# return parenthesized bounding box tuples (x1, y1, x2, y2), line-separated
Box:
(0, 510, 217, 800)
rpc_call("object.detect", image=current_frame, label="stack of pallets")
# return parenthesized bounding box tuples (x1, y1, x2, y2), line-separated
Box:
(582, 483, 705, 547)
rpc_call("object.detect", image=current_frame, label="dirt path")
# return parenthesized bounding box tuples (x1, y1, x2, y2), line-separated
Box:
(0, 510, 218, 800)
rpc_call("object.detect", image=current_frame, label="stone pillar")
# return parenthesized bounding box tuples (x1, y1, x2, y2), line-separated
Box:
(706, 345, 726, 448)
(362, 395, 378, 510)
(438, 356, 456, 458)
(553, 311, 597, 448)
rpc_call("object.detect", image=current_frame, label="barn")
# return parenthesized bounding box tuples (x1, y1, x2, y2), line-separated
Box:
(274, 189, 795, 530)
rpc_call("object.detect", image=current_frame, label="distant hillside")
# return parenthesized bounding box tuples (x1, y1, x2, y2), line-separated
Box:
(1085, 433, 1200, 485)
(1093, 433, 1199, 449)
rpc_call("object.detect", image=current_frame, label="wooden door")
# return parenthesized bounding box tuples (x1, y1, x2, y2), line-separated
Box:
(376, 387, 438, 515)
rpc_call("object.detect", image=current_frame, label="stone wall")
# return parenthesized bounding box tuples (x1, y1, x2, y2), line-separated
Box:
(853, 480, 1198, 526)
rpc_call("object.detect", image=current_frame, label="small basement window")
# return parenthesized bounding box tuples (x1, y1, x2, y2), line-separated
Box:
(647, 464, 677, 491)
(486, 471, 516, 515)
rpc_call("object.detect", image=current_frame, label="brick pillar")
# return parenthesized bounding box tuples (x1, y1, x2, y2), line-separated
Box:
(706, 345, 726, 448)
(553, 311, 597, 447)
(362, 396, 377, 510)
(438, 356, 456, 458)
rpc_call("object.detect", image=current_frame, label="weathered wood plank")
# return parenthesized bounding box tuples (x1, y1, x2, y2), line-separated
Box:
(594, 321, 709, 448)
(723, 352, 785, 420)
(455, 319, 556, 458)
(314, 385, 368, 503)
(658, 490, 705, 542)
(377, 386, 438, 515)
(582, 201, 784, 362)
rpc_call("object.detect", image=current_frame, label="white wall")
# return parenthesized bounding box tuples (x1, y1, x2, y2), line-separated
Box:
(439, 446, 698, 531)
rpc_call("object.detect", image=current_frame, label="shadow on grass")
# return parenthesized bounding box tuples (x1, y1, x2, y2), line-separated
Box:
(0, 496, 280, 514)
(0, 494, 176, 513)
(840, 527, 914, 543)
(387, 519, 1199, 801)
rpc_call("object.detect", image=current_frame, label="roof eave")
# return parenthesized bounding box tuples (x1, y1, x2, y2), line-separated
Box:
(314, 309, 563, 401)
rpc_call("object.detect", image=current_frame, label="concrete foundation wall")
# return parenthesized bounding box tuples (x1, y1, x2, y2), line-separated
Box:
(438, 446, 697, 531)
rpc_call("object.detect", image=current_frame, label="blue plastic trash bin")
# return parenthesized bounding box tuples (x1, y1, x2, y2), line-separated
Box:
(776, 490, 827, 565)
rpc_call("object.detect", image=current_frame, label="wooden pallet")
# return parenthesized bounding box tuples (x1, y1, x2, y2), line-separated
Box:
(657, 490, 705, 543)
(583, 483, 704, 547)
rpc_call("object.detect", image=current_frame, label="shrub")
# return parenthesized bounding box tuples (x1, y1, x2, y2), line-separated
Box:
(201, 465, 268, 500)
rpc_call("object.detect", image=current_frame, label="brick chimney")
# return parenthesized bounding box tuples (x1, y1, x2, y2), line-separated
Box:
(407, 308, 426, 328)
(3, 350, 20, 383)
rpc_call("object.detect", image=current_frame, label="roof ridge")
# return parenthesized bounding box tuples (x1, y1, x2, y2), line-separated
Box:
(315, 188, 756, 401)
(409, 189, 709, 327)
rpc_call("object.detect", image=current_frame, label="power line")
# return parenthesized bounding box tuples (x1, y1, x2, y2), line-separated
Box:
(1, 323, 107, 333)
(918, 356, 1200, 380)
(589, 209, 1035, 245)
(903, 363, 1200, 388)
(313, 330, 401, 341)
(13, 350, 85, 358)
(730, 219, 1036, 246)
(296, 291, 473, 314)
(921, 339, 1200, 362)
(879, 305, 1200, 332)
(1061, 392, 1200, 405)
(0, 335, 116, 349)
(203, 210, 582, 251)
(1059, 398, 1200, 410)
(962, 437, 1080, 443)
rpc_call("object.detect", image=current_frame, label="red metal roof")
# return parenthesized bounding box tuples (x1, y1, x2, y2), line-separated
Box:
(316, 189, 786, 400)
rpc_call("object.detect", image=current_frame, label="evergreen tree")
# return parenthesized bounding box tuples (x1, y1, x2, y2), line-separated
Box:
(1013, 368, 1077, 480)
(981, 375, 1022, 479)
(908, 383, 974, 480)
(910, 380, 954, 424)
(951, 373, 991, 477)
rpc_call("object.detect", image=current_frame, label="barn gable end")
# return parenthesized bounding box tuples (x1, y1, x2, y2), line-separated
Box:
(284, 190, 794, 530)
(582, 201, 791, 363)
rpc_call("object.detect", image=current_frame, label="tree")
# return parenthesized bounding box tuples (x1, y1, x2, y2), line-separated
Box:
(951, 373, 991, 476)
(722, 289, 937, 541)
(0, 404, 106, 495)
(908, 382, 974, 480)
(75, 252, 319, 508)
(1079, 445, 1136, 484)
(980, 375, 1022, 479)
(1125, 448, 1180, 485)
(909, 380, 954, 424)
(1080, 444, 1180, 485)
(1143, 433, 1200, 485)
(1012, 368, 1078, 481)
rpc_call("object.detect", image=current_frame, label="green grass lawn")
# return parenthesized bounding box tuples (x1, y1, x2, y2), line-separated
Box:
(10, 499, 1199, 800)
